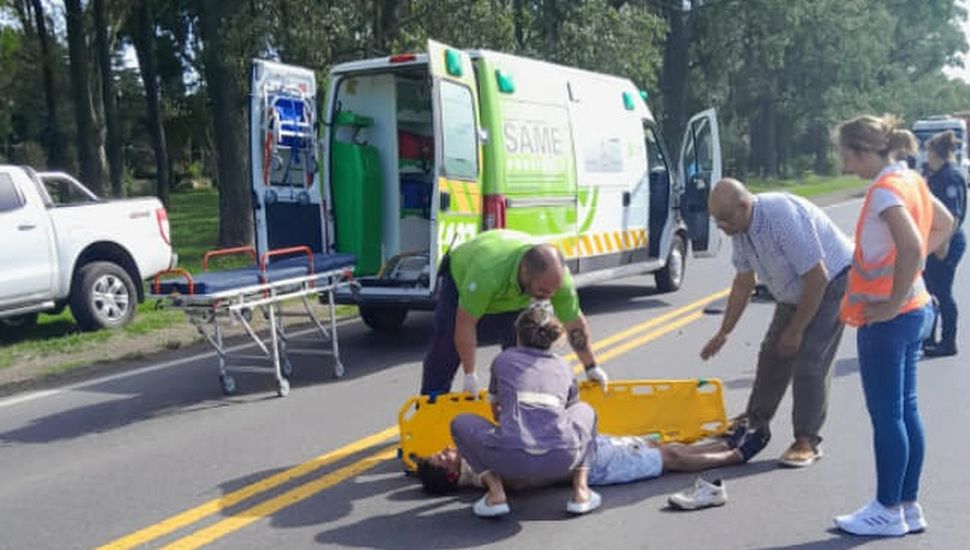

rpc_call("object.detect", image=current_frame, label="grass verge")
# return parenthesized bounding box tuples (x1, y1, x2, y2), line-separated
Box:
(747, 174, 867, 198)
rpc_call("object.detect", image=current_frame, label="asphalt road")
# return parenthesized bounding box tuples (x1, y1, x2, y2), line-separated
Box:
(1, 197, 967, 550)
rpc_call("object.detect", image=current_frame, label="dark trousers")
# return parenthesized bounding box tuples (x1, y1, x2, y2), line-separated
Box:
(924, 229, 965, 349)
(420, 270, 520, 395)
(743, 270, 848, 444)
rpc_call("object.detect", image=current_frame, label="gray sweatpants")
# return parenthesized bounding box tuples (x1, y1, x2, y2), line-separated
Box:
(743, 269, 848, 445)
(451, 404, 597, 482)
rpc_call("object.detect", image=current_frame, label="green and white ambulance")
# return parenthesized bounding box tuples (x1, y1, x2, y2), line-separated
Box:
(250, 40, 722, 332)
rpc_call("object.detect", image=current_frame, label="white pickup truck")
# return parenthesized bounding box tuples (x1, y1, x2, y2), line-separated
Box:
(0, 165, 174, 332)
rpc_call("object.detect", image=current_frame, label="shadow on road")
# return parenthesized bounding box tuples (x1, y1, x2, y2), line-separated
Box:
(747, 528, 874, 550)
(0, 276, 681, 445)
(0, 316, 432, 444)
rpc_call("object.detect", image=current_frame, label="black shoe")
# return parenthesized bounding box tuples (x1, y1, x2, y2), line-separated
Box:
(923, 345, 957, 358)
(724, 423, 749, 450)
(737, 427, 772, 462)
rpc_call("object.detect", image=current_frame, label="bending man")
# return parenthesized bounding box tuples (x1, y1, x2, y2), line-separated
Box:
(701, 178, 853, 468)
(421, 229, 605, 395)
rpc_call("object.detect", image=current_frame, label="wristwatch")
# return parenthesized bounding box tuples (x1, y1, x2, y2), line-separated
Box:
(584, 361, 597, 372)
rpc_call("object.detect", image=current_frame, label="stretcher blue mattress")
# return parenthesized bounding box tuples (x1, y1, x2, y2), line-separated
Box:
(155, 253, 355, 296)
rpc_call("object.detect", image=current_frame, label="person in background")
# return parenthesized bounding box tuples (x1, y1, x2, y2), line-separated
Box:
(833, 115, 954, 537)
(921, 130, 966, 357)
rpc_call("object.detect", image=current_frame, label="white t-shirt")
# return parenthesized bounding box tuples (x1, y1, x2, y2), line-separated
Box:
(858, 163, 906, 263)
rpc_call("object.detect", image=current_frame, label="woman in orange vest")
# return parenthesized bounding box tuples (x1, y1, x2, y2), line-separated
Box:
(833, 115, 955, 537)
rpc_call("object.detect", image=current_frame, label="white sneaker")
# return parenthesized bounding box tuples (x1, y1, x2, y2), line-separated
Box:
(668, 478, 727, 510)
(834, 500, 907, 537)
(903, 502, 927, 533)
(473, 495, 510, 517)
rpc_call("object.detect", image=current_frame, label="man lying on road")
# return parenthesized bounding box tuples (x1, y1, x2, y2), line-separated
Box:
(414, 426, 771, 510)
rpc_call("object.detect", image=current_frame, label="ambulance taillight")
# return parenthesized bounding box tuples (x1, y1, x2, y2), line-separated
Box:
(483, 195, 507, 230)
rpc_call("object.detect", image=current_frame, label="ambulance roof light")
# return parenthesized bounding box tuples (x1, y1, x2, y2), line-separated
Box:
(495, 69, 515, 94)
(445, 49, 464, 77)
(640, 90, 649, 102)
(389, 53, 417, 63)
(622, 91, 636, 111)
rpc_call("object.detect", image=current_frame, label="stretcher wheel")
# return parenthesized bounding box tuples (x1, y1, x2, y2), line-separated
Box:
(220, 374, 237, 395)
(277, 378, 291, 397)
(281, 358, 294, 378)
(333, 362, 345, 379)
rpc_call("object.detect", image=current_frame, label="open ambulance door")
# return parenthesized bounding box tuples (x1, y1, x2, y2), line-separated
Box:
(427, 39, 483, 286)
(249, 59, 325, 257)
(679, 108, 722, 258)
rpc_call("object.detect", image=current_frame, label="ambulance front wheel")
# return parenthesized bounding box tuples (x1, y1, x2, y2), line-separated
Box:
(655, 234, 686, 293)
(359, 305, 408, 332)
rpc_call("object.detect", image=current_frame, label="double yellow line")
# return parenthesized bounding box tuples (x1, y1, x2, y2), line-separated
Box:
(97, 288, 729, 550)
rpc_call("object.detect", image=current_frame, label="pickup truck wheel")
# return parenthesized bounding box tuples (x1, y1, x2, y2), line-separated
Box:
(71, 261, 137, 331)
(0, 313, 39, 335)
(359, 305, 408, 332)
(654, 233, 686, 293)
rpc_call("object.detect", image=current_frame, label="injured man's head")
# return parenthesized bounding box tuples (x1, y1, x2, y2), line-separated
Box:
(415, 447, 475, 494)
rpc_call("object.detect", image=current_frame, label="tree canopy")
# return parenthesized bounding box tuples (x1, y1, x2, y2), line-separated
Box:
(0, 0, 967, 243)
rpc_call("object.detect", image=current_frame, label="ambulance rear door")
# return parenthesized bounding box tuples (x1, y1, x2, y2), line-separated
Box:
(427, 40, 483, 276)
(679, 109, 722, 258)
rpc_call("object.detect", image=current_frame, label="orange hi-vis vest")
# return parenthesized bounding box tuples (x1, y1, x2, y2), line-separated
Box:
(840, 169, 934, 327)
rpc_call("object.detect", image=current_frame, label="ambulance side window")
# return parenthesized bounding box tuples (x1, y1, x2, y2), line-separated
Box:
(645, 126, 669, 182)
(440, 81, 478, 180)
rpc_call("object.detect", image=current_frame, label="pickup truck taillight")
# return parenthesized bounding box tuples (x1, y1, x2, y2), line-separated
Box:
(156, 207, 171, 246)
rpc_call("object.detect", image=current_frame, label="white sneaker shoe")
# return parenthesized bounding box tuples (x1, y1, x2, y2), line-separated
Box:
(834, 500, 907, 537)
(473, 495, 510, 517)
(903, 502, 927, 533)
(668, 478, 727, 510)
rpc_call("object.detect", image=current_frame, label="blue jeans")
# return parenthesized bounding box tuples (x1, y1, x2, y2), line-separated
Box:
(924, 229, 965, 349)
(857, 304, 934, 507)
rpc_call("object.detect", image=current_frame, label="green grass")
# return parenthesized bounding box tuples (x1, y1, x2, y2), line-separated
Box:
(0, 190, 221, 372)
(746, 174, 867, 198)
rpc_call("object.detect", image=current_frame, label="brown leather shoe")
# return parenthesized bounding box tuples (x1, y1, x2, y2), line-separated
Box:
(778, 439, 823, 468)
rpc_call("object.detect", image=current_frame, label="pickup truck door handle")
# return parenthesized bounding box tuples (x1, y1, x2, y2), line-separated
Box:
(17, 223, 37, 231)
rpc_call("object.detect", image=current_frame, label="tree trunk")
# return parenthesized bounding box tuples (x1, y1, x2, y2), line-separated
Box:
(64, 0, 105, 195)
(94, 0, 124, 197)
(30, 0, 68, 170)
(199, 0, 253, 247)
(513, 0, 525, 50)
(372, 0, 400, 55)
(132, 0, 171, 206)
(660, 7, 691, 159)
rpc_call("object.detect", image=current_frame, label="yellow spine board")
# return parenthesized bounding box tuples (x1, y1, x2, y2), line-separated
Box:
(397, 378, 728, 471)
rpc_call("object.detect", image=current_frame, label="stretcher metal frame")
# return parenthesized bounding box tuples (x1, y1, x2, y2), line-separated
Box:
(150, 248, 353, 397)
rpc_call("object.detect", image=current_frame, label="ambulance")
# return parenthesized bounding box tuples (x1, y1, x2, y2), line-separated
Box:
(249, 40, 722, 332)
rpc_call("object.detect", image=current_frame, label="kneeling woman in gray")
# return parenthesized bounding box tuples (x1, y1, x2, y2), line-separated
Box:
(451, 303, 599, 517)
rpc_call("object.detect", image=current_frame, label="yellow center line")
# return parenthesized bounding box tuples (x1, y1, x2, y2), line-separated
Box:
(160, 446, 399, 550)
(94, 428, 398, 550)
(561, 288, 730, 363)
(95, 287, 730, 549)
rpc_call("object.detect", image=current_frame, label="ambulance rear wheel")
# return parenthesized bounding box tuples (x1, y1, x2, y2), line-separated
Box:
(654, 234, 686, 293)
(359, 306, 408, 332)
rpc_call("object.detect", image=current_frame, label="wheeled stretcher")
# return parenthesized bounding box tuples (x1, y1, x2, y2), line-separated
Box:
(150, 245, 355, 397)
(397, 379, 729, 471)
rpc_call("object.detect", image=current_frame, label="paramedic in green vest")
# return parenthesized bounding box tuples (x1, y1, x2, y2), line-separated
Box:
(420, 229, 608, 396)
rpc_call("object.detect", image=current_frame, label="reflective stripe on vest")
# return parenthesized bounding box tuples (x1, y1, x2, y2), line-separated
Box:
(840, 169, 933, 327)
(516, 391, 563, 408)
